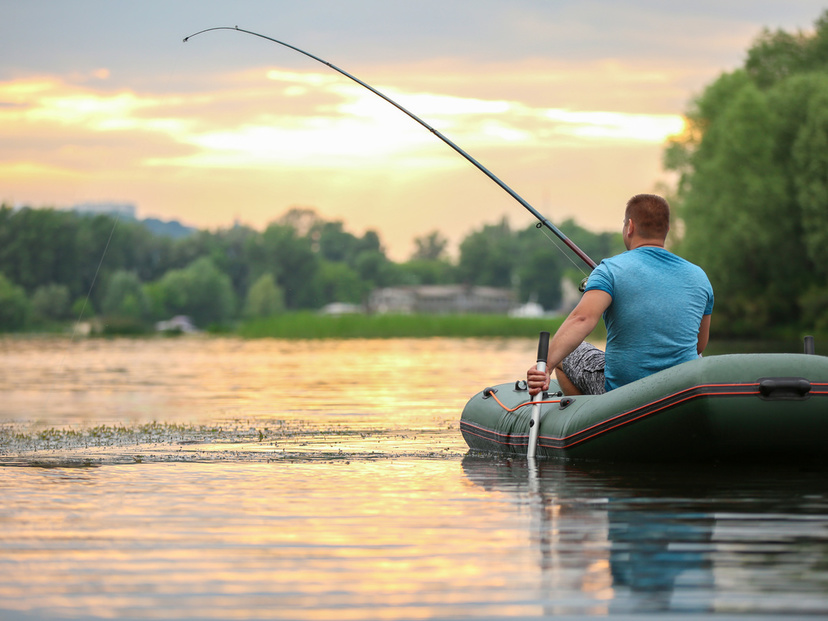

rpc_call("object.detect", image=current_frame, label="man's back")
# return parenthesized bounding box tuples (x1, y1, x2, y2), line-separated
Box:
(585, 247, 714, 390)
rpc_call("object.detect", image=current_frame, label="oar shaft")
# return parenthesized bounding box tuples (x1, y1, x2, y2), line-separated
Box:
(184, 26, 597, 271)
(527, 331, 550, 458)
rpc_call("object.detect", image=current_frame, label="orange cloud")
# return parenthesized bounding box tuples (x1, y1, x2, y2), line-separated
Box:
(0, 59, 685, 259)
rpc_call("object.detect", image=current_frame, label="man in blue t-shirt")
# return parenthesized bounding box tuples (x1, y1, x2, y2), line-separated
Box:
(527, 194, 714, 396)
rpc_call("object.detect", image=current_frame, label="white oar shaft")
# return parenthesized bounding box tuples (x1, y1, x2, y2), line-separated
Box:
(527, 331, 550, 458)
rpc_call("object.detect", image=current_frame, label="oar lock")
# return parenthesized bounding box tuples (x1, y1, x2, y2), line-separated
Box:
(513, 380, 563, 399)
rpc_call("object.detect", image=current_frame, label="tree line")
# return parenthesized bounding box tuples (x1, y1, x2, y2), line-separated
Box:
(666, 9, 828, 337)
(0, 204, 621, 332)
(6, 11, 828, 337)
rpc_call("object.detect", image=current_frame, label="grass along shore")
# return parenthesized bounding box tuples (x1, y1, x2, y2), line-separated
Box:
(236, 312, 572, 339)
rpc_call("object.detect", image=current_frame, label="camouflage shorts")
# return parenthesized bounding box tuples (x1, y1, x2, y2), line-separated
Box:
(560, 342, 607, 395)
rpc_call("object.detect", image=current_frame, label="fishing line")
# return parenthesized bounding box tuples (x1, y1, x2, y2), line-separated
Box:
(183, 25, 598, 271)
(69, 214, 119, 342)
(536, 224, 590, 277)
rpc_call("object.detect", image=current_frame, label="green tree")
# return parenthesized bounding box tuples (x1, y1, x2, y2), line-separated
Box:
(457, 218, 516, 288)
(353, 249, 397, 291)
(514, 233, 565, 311)
(791, 79, 828, 329)
(0, 274, 31, 331)
(314, 220, 360, 263)
(0, 207, 81, 295)
(31, 283, 71, 322)
(246, 223, 320, 309)
(244, 273, 285, 318)
(792, 81, 828, 273)
(315, 261, 366, 305)
(153, 257, 236, 326)
(101, 270, 150, 321)
(411, 231, 449, 261)
(665, 10, 828, 335)
(396, 258, 456, 286)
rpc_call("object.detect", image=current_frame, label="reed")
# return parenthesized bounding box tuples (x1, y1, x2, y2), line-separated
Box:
(237, 312, 571, 339)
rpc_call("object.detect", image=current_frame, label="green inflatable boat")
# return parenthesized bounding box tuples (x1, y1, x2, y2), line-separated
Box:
(460, 351, 828, 462)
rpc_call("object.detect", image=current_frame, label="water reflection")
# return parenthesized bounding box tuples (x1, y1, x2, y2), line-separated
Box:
(3, 336, 828, 619)
(461, 456, 828, 616)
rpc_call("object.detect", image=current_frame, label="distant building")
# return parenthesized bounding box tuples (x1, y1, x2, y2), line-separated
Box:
(319, 303, 363, 315)
(369, 285, 515, 315)
(508, 301, 545, 318)
(155, 315, 199, 334)
(70, 202, 137, 219)
(67, 202, 195, 238)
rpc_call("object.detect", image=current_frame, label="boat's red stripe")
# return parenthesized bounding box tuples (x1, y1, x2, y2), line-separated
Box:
(549, 383, 766, 446)
(461, 381, 828, 451)
(547, 388, 752, 449)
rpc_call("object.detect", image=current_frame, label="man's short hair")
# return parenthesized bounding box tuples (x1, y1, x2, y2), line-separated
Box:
(625, 194, 670, 239)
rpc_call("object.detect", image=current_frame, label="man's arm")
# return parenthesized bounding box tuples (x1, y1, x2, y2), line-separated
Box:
(527, 290, 611, 395)
(697, 314, 712, 354)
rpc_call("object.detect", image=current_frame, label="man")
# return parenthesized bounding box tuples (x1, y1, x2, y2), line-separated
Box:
(527, 193, 713, 396)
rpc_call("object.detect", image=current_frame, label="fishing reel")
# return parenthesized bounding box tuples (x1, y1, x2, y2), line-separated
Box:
(579, 277, 589, 293)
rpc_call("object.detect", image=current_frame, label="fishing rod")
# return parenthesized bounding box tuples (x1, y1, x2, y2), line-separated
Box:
(183, 26, 598, 271)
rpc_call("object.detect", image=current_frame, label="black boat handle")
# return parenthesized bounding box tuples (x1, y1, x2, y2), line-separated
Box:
(758, 378, 811, 400)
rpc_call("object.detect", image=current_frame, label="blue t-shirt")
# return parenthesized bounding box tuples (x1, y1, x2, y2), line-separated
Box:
(585, 247, 714, 391)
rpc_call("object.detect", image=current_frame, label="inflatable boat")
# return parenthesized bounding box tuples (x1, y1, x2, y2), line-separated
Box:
(460, 350, 828, 463)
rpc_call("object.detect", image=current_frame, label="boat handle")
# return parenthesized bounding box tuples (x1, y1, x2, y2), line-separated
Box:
(758, 377, 811, 400)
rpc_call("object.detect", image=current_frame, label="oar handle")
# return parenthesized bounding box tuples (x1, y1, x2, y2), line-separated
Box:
(527, 331, 551, 458)
(536, 331, 550, 369)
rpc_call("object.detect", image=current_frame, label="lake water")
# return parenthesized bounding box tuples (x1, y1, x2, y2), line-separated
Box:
(1, 336, 827, 620)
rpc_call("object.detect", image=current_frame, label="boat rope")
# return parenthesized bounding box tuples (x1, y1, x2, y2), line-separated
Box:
(183, 26, 598, 272)
(486, 390, 562, 413)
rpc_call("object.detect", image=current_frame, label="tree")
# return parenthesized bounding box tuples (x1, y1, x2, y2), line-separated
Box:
(353, 249, 396, 290)
(457, 218, 517, 288)
(792, 80, 828, 274)
(277, 206, 322, 237)
(514, 231, 565, 311)
(152, 257, 236, 326)
(247, 223, 320, 309)
(244, 273, 285, 318)
(0, 274, 31, 331)
(315, 261, 366, 305)
(411, 231, 449, 261)
(102, 270, 149, 321)
(31, 283, 71, 322)
(396, 258, 456, 286)
(665, 10, 828, 335)
(0, 207, 81, 295)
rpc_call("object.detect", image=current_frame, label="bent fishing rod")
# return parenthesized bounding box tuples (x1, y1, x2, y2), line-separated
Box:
(183, 26, 597, 271)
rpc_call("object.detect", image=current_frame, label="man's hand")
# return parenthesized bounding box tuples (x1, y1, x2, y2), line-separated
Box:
(527, 366, 550, 397)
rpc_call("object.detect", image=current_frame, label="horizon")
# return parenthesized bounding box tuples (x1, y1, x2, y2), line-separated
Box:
(2, 1, 825, 260)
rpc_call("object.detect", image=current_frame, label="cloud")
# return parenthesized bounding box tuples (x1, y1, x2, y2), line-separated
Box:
(4, 0, 824, 259)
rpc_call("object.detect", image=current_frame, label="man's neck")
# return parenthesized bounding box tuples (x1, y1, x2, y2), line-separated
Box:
(630, 240, 665, 250)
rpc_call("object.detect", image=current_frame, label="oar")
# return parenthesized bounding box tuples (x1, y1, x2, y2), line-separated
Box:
(527, 331, 550, 459)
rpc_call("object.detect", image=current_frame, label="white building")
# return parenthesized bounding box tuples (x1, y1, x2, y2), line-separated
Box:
(368, 285, 515, 315)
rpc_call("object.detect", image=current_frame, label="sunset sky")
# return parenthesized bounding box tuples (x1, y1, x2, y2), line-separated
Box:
(2, 1, 826, 259)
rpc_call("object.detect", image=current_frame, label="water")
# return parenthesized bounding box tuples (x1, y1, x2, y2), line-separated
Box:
(1, 336, 827, 620)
